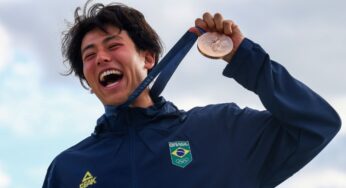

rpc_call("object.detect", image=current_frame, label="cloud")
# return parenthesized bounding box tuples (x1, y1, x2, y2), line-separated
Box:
(25, 165, 47, 186)
(281, 168, 346, 188)
(330, 97, 346, 135)
(0, 23, 11, 72)
(0, 48, 103, 138)
(0, 165, 11, 188)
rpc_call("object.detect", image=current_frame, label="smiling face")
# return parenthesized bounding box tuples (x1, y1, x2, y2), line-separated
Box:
(81, 25, 155, 107)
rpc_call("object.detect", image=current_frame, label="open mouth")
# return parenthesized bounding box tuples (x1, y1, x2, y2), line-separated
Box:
(99, 69, 123, 87)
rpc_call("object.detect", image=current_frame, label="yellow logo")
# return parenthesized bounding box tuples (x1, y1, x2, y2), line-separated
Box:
(79, 171, 97, 188)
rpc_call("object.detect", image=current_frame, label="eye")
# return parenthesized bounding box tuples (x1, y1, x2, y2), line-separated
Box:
(83, 52, 96, 61)
(109, 43, 122, 50)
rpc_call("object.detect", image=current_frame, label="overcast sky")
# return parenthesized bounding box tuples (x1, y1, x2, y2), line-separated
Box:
(0, 0, 345, 187)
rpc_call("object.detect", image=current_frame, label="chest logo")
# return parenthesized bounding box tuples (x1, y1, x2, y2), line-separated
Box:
(80, 171, 97, 188)
(169, 141, 193, 168)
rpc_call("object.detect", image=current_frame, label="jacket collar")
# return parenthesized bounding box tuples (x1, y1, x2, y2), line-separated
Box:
(93, 97, 184, 135)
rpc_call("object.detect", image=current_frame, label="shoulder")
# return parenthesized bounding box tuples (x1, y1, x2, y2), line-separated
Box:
(180, 103, 244, 128)
(43, 135, 98, 185)
(65, 135, 99, 152)
(183, 102, 270, 127)
(187, 102, 244, 117)
(50, 135, 99, 167)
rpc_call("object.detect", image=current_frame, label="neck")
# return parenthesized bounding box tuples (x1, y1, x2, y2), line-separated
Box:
(130, 89, 154, 108)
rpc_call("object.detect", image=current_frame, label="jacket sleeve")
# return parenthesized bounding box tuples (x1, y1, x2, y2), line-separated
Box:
(42, 159, 63, 188)
(223, 38, 341, 187)
(42, 160, 55, 188)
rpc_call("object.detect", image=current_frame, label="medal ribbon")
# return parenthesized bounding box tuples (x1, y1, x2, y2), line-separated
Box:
(105, 27, 205, 111)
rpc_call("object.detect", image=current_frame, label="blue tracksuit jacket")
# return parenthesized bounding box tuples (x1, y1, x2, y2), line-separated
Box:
(43, 38, 341, 188)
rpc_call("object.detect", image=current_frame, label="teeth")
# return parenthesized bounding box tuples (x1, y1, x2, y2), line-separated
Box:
(100, 69, 122, 82)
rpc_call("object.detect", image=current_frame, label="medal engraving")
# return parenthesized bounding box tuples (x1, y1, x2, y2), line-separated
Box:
(197, 32, 233, 59)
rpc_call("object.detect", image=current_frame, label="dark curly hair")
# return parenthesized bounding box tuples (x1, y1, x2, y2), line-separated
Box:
(62, 1, 163, 88)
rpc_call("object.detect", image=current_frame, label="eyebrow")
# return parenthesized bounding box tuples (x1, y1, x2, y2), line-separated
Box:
(81, 34, 123, 55)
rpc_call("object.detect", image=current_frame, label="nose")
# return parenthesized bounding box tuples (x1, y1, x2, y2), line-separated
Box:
(96, 50, 111, 66)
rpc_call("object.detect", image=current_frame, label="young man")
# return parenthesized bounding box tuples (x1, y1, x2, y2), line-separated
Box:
(43, 2, 341, 188)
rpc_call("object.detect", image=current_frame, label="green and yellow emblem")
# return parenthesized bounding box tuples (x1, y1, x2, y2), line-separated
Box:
(169, 141, 193, 168)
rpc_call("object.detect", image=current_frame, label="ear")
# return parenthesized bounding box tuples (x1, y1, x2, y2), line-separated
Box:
(143, 51, 155, 70)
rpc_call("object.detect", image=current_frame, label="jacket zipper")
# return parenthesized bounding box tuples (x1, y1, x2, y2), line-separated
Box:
(129, 126, 137, 188)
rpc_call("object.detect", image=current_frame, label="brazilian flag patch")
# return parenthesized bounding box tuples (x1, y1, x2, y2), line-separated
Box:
(168, 141, 193, 168)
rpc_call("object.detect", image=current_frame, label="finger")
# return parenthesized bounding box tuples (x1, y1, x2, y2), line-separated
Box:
(214, 13, 224, 32)
(203, 12, 215, 31)
(231, 23, 241, 36)
(223, 20, 234, 36)
(195, 18, 208, 31)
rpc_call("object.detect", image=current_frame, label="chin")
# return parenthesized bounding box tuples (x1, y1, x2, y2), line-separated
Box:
(101, 96, 128, 106)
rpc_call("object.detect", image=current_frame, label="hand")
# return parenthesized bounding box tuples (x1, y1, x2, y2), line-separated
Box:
(195, 12, 245, 62)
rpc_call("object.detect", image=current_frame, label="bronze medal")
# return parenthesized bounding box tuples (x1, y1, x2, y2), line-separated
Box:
(197, 32, 233, 59)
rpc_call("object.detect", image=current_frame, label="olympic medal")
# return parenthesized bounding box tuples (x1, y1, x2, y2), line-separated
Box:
(197, 32, 233, 59)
